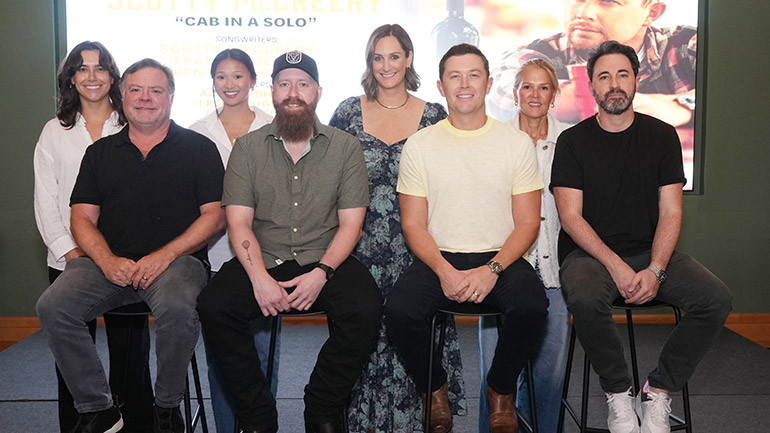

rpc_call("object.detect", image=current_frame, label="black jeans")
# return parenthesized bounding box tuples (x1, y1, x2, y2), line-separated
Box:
(384, 252, 548, 395)
(198, 256, 382, 429)
(49, 267, 153, 433)
(560, 249, 732, 393)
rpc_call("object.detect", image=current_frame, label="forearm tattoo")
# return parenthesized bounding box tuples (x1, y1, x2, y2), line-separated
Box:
(242, 240, 253, 266)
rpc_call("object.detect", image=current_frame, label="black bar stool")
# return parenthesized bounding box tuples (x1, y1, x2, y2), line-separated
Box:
(105, 302, 208, 433)
(557, 300, 692, 433)
(234, 310, 348, 433)
(425, 302, 539, 433)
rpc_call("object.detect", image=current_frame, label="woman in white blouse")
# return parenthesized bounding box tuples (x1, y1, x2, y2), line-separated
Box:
(477, 59, 571, 433)
(189, 48, 274, 433)
(33, 41, 153, 432)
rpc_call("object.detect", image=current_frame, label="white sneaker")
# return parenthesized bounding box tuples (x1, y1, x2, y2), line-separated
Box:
(606, 387, 640, 433)
(636, 381, 672, 433)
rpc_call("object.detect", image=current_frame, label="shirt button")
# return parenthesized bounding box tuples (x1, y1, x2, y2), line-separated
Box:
(543, 255, 549, 259)
(293, 228, 298, 232)
(540, 216, 545, 221)
(542, 145, 549, 150)
(293, 202, 298, 207)
(293, 175, 299, 180)
(292, 251, 298, 256)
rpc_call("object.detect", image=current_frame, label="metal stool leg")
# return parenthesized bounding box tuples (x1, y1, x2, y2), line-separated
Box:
(626, 309, 641, 395)
(184, 372, 193, 433)
(265, 316, 280, 387)
(524, 360, 539, 433)
(191, 353, 209, 432)
(580, 351, 591, 433)
(557, 325, 577, 433)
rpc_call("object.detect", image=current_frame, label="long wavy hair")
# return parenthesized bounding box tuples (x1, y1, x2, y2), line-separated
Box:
(56, 41, 124, 128)
(361, 24, 420, 100)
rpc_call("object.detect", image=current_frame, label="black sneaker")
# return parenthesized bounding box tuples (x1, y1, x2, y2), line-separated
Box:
(153, 404, 185, 433)
(69, 405, 123, 433)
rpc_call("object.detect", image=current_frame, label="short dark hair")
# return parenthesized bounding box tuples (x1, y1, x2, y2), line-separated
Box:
(586, 40, 640, 81)
(120, 58, 175, 95)
(438, 43, 489, 80)
(56, 41, 124, 128)
(361, 24, 420, 100)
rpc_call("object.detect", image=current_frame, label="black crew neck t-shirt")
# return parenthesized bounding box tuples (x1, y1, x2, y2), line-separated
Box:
(550, 113, 686, 263)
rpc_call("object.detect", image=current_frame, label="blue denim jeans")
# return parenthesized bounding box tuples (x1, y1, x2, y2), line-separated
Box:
(205, 307, 280, 433)
(36, 256, 207, 412)
(478, 287, 569, 433)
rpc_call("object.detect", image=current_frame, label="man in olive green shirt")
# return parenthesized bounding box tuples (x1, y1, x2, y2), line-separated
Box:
(197, 51, 382, 433)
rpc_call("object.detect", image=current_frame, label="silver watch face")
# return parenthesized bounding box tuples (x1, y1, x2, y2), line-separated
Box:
(487, 260, 503, 275)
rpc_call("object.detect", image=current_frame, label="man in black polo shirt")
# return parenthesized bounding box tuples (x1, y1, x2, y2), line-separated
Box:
(37, 58, 225, 433)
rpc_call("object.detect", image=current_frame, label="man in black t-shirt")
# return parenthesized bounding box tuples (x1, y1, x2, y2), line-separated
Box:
(551, 41, 731, 433)
(36, 59, 225, 433)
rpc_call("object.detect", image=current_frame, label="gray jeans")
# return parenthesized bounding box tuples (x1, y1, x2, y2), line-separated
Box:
(560, 249, 732, 393)
(36, 256, 207, 413)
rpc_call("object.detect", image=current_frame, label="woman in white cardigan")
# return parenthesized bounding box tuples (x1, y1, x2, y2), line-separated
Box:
(477, 59, 571, 433)
(189, 48, 274, 433)
(33, 40, 153, 432)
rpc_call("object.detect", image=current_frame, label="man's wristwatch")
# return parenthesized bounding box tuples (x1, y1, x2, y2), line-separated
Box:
(315, 263, 335, 281)
(647, 265, 667, 284)
(486, 260, 504, 275)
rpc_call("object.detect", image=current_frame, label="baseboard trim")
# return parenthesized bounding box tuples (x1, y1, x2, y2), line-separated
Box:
(2, 313, 768, 350)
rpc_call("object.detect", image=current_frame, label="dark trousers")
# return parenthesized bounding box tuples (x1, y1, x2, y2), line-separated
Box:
(198, 256, 382, 429)
(560, 249, 732, 393)
(49, 267, 154, 433)
(384, 252, 549, 395)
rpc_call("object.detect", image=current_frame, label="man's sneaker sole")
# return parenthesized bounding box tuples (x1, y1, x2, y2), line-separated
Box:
(104, 416, 123, 433)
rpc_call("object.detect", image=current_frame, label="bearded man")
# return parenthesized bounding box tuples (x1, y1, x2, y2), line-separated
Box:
(197, 51, 382, 433)
(551, 41, 731, 433)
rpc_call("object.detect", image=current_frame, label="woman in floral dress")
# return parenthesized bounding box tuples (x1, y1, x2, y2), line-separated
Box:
(329, 24, 466, 433)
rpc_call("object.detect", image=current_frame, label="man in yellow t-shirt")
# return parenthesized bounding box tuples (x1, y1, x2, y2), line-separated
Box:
(384, 43, 548, 433)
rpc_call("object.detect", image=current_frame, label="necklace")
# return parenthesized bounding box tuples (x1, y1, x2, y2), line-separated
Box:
(375, 94, 409, 110)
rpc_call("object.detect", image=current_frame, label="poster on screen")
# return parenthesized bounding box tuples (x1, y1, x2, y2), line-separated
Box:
(65, 0, 700, 189)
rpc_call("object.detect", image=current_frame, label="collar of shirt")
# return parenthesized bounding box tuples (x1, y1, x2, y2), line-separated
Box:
(115, 120, 181, 147)
(264, 115, 329, 161)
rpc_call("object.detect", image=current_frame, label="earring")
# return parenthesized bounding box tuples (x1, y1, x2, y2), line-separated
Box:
(550, 103, 555, 108)
(514, 101, 518, 106)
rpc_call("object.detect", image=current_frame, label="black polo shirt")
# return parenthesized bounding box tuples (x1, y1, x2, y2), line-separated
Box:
(71, 121, 224, 264)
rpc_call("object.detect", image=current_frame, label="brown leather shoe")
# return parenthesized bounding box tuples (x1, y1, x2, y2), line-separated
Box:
(424, 382, 453, 433)
(487, 385, 518, 433)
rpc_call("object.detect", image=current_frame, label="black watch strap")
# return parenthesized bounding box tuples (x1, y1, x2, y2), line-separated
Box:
(486, 260, 504, 275)
(315, 263, 335, 280)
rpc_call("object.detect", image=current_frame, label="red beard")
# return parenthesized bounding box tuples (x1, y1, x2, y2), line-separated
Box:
(274, 97, 317, 142)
